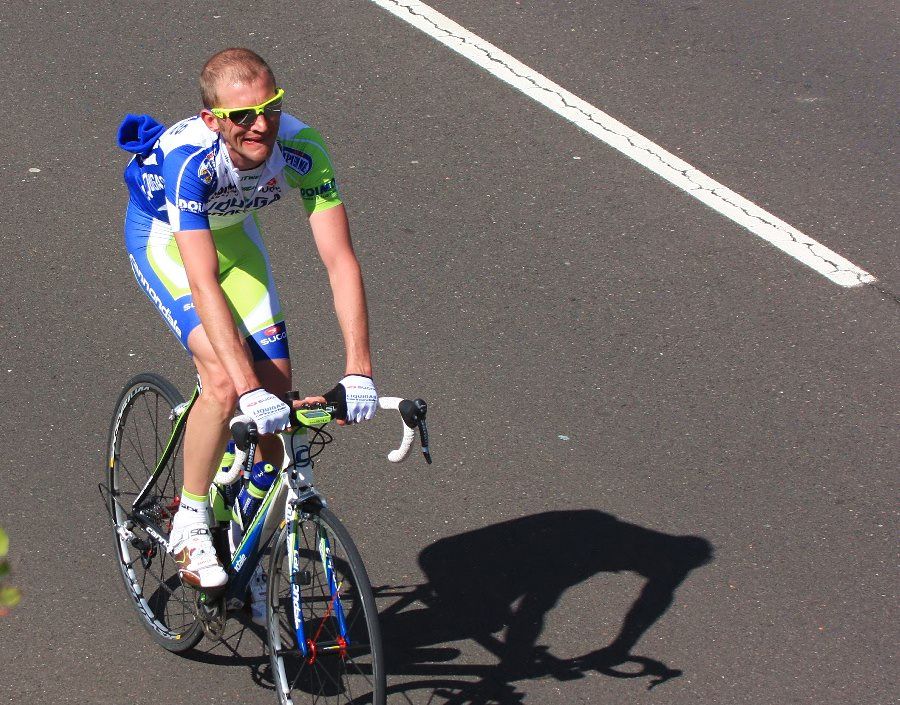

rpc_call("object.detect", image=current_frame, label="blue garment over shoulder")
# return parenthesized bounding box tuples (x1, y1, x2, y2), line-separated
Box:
(117, 114, 166, 158)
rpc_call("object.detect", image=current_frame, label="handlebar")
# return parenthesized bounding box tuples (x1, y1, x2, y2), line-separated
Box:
(379, 397, 431, 464)
(214, 393, 431, 486)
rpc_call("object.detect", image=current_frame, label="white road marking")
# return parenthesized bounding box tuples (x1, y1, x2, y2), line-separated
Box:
(369, 0, 876, 288)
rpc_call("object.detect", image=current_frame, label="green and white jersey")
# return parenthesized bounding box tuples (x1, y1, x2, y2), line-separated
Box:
(124, 112, 343, 230)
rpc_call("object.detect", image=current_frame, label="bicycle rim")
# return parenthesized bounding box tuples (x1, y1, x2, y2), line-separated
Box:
(267, 505, 386, 705)
(106, 373, 203, 652)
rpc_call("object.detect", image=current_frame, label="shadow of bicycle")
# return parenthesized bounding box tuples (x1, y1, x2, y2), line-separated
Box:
(378, 509, 713, 704)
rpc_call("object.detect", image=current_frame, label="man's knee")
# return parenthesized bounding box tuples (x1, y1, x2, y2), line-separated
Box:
(198, 374, 239, 415)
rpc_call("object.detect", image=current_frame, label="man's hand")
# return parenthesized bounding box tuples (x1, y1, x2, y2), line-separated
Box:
(324, 375, 378, 424)
(238, 388, 291, 434)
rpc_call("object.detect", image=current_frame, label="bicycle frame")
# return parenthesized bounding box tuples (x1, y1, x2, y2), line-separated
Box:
(130, 387, 352, 655)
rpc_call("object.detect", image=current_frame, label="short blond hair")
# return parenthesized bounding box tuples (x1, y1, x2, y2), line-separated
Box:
(200, 48, 276, 108)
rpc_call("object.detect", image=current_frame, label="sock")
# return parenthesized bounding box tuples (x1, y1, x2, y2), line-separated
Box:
(173, 487, 209, 529)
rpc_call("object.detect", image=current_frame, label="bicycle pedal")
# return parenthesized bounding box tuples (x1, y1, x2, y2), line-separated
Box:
(195, 584, 227, 603)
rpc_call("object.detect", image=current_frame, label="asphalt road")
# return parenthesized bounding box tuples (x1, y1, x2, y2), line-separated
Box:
(0, 1, 896, 704)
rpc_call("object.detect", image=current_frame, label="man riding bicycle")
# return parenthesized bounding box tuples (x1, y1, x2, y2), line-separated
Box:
(117, 48, 377, 593)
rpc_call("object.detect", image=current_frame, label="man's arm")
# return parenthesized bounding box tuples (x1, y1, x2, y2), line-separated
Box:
(174, 228, 261, 394)
(308, 204, 373, 378)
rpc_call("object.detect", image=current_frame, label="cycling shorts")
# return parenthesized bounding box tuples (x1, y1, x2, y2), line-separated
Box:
(124, 201, 289, 362)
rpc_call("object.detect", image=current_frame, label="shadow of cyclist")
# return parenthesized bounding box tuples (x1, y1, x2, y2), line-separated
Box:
(381, 509, 713, 694)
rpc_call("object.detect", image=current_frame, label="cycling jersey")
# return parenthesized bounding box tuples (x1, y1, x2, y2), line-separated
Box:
(124, 112, 342, 228)
(120, 112, 342, 361)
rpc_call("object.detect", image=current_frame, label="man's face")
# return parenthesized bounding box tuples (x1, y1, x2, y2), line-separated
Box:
(202, 73, 280, 170)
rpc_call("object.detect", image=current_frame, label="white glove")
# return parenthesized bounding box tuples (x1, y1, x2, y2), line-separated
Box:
(340, 374, 378, 423)
(238, 388, 291, 435)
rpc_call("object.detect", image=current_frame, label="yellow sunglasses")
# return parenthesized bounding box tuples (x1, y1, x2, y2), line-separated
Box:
(210, 88, 285, 126)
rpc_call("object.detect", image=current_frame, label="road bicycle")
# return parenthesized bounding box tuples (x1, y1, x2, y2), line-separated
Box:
(102, 372, 430, 705)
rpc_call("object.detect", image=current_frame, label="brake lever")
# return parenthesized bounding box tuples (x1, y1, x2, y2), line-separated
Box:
(398, 398, 431, 464)
(418, 417, 432, 464)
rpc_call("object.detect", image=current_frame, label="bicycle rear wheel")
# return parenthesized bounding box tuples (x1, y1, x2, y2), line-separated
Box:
(267, 504, 386, 705)
(106, 373, 203, 652)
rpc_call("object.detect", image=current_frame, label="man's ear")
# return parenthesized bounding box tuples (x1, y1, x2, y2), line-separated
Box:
(200, 109, 220, 132)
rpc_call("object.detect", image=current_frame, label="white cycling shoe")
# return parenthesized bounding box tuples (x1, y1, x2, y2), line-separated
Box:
(169, 521, 228, 589)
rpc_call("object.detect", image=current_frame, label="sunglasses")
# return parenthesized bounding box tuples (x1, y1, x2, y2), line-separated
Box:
(210, 88, 285, 126)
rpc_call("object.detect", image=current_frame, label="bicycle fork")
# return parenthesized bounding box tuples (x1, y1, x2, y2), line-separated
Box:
(287, 502, 350, 661)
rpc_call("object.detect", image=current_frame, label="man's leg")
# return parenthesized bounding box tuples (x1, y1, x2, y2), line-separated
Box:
(171, 325, 292, 588)
(182, 339, 292, 490)
(168, 326, 238, 589)
(182, 328, 239, 496)
(252, 355, 292, 460)
(243, 355, 290, 624)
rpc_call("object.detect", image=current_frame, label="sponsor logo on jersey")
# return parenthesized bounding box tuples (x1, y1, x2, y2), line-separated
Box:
(198, 151, 216, 184)
(282, 147, 312, 175)
(260, 323, 287, 346)
(212, 184, 238, 199)
(207, 193, 282, 215)
(129, 254, 182, 337)
(140, 173, 165, 200)
(259, 177, 280, 194)
(170, 119, 192, 136)
(177, 198, 206, 213)
(301, 179, 336, 200)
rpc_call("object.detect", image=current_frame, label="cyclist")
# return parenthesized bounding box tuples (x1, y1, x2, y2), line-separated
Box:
(117, 48, 377, 592)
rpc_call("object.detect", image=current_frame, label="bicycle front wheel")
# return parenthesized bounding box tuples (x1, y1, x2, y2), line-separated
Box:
(106, 373, 203, 652)
(267, 505, 386, 705)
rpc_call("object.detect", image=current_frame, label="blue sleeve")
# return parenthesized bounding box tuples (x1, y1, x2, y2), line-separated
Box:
(163, 145, 216, 231)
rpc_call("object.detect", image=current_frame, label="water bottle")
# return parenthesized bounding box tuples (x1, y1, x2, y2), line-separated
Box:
(220, 440, 240, 508)
(210, 441, 240, 523)
(234, 461, 278, 528)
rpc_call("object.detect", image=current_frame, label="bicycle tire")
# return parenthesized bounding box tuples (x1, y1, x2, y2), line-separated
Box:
(106, 373, 204, 652)
(267, 504, 386, 705)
